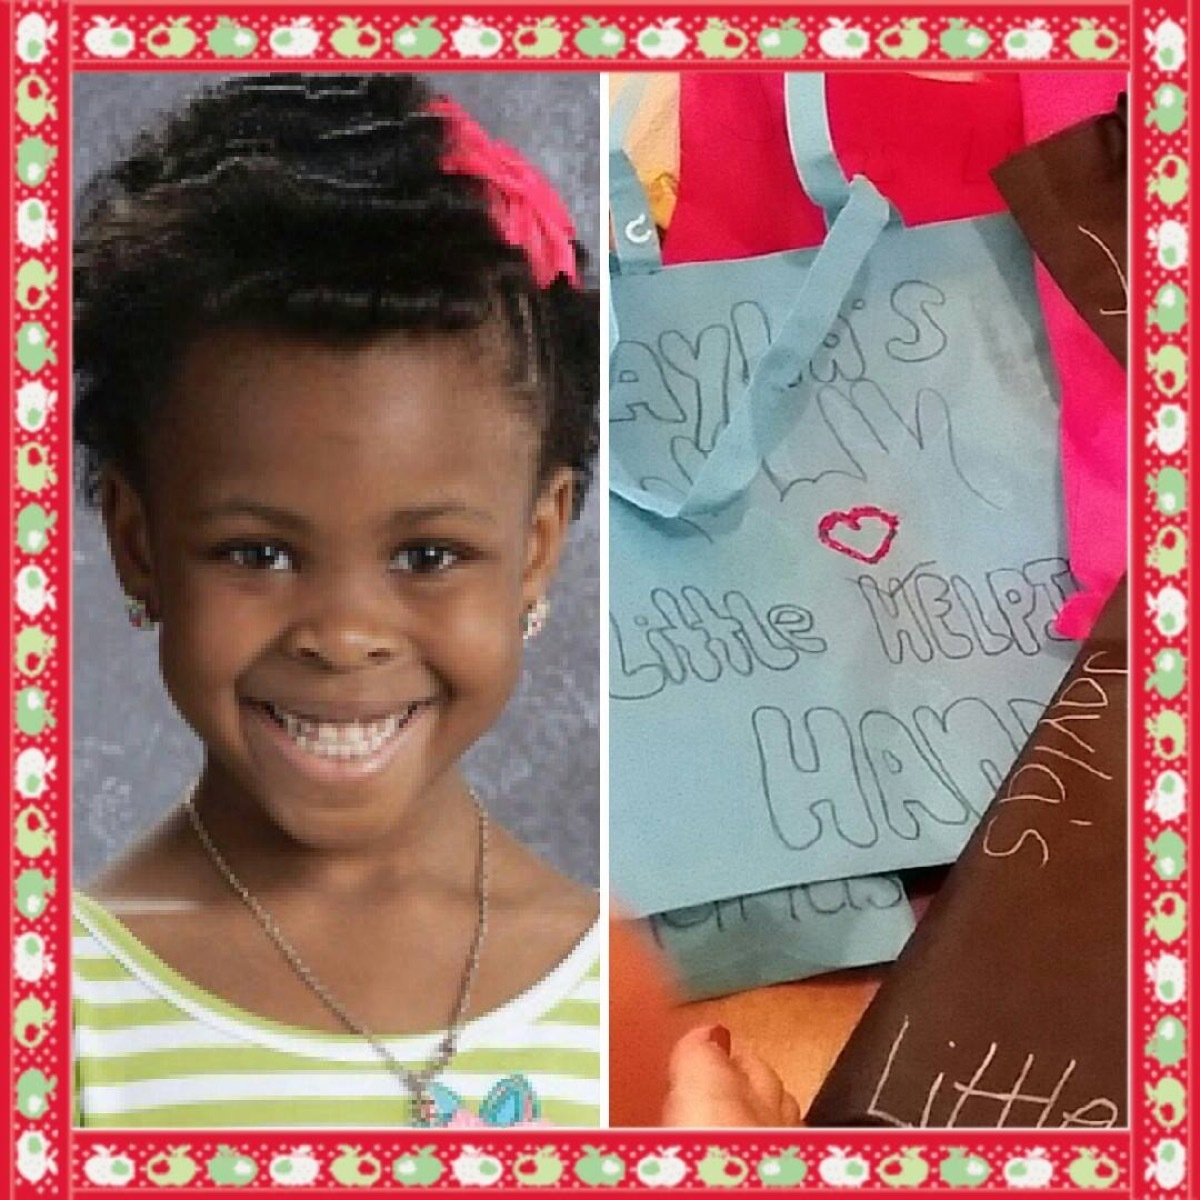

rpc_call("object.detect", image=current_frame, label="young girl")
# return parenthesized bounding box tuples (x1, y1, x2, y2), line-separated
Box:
(71, 74, 600, 1129)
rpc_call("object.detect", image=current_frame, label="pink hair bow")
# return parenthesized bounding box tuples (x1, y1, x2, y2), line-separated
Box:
(432, 98, 580, 288)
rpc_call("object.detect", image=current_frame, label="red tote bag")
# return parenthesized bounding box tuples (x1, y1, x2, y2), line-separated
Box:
(664, 72, 1024, 265)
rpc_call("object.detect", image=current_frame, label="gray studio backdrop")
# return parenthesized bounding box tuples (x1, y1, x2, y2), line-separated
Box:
(72, 73, 600, 887)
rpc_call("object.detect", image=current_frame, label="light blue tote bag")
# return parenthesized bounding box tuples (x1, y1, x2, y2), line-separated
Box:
(646, 874, 917, 1001)
(609, 76, 1078, 916)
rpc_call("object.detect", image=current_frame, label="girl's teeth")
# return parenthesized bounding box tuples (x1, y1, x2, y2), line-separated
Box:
(267, 705, 413, 760)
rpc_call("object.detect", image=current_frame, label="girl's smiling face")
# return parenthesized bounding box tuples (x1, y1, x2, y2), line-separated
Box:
(103, 328, 572, 849)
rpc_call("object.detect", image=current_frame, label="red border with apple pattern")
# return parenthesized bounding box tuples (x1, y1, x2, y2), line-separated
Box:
(6, 1, 1191, 1196)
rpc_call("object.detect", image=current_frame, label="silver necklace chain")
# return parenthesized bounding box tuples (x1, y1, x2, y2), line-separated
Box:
(184, 789, 490, 1125)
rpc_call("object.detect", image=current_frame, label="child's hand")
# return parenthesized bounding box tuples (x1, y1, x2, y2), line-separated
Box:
(662, 1024, 801, 1127)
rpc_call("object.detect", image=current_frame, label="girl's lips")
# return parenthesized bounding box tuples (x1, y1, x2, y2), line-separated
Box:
(242, 698, 430, 783)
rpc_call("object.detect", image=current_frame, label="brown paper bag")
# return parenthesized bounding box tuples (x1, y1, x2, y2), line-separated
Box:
(991, 96, 1128, 365)
(807, 579, 1127, 1128)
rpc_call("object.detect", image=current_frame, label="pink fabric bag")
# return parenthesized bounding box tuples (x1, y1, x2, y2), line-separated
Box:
(1018, 73, 1127, 639)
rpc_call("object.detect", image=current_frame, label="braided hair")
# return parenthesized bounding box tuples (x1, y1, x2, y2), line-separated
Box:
(73, 74, 598, 513)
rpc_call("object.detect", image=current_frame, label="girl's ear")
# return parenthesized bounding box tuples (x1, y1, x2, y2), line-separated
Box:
(100, 469, 158, 617)
(522, 466, 575, 610)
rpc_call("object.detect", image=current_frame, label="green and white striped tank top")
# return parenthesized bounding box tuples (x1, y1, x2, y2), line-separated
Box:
(73, 893, 603, 1128)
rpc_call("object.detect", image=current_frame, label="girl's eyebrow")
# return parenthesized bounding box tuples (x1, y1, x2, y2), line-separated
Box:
(191, 500, 311, 529)
(192, 499, 497, 527)
(390, 503, 497, 526)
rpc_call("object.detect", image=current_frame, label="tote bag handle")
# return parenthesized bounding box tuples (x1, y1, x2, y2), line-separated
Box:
(609, 175, 888, 517)
(610, 78, 664, 274)
(786, 73, 909, 232)
(610, 73, 892, 518)
(786, 73, 855, 223)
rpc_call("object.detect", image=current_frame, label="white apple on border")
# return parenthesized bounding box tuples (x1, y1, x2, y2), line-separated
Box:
(1004, 19, 1054, 60)
(1147, 404, 1187, 456)
(14, 932, 50, 982)
(16, 566, 55, 618)
(636, 19, 689, 59)
(452, 18, 504, 58)
(269, 18, 321, 58)
(818, 19, 870, 58)
(1148, 19, 1186, 71)
(636, 1148, 688, 1188)
(1147, 1139, 1186, 1189)
(1150, 220, 1189, 270)
(15, 747, 56, 793)
(17, 199, 56, 250)
(84, 1146, 136, 1187)
(83, 18, 135, 58)
(1003, 1149, 1054, 1189)
(269, 1147, 321, 1186)
(451, 1147, 504, 1187)
(1147, 771, 1187, 822)
(17, 1132, 56, 1184)
(17, 14, 56, 63)
(16, 568, 53, 618)
(819, 1147, 870, 1187)
(1148, 585, 1187, 638)
(1147, 951, 1186, 1002)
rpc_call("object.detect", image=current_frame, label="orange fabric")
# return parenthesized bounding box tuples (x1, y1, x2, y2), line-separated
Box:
(607, 918, 690, 1127)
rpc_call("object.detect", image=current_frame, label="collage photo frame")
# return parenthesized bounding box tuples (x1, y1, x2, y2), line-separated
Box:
(5, 0, 1192, 1195)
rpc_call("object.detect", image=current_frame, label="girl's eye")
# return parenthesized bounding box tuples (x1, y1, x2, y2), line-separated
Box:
(392, 545, 460, 574)
(223, 543, 294, 572)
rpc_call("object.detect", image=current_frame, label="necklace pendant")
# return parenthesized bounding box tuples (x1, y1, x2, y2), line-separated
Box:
(411, 1087, 437, 1128)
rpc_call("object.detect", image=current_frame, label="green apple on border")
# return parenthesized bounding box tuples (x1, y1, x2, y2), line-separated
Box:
(514, 17, 565, 58)
(147, 17, 198, 58)
(939, 19, 991, 58)
(879, 19, 930, 59)
(575, 18, 625, 57)
(394, 18, 444, 58)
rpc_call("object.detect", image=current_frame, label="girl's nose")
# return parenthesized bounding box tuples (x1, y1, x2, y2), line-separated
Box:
(281, 581, 405, 670)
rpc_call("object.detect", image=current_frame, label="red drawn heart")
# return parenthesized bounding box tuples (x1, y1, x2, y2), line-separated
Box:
(817, 505, 900, 564)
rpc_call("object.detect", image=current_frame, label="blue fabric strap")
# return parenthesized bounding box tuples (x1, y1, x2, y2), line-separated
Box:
(785, 73, 852, 223)
(610, 176, 890, 517)
(610, 79, 662, 273)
